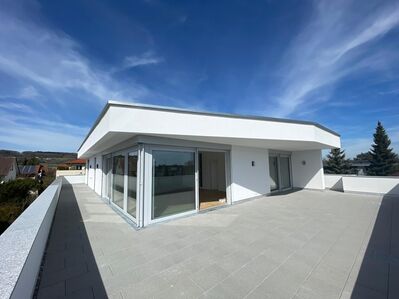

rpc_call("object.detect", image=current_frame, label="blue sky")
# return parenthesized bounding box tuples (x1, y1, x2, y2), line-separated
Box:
(0, 0, 398, 157)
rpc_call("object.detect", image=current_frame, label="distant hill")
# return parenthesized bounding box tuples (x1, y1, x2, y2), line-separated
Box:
(0, 150, 77, 168)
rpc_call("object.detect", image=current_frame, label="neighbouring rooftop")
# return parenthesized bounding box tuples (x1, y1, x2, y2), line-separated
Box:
(35, 181, 399, 299)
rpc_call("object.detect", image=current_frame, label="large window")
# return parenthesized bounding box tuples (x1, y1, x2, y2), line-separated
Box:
(127, 153, 138, 218)
(112, 154, 125, 210)
(152, 150, 195, 219)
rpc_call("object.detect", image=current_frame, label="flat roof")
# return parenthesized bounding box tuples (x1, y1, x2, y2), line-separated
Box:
(78, 100, 340, 151)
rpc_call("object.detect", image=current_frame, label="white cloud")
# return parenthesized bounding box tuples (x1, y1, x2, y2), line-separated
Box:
(0, 2, 150, 103)
(0, 111, 88, 152)
(19, 86, 40, 99)
(122, 51, 162, 69)
(0, 102, 33, 113)
(0, 0, 158, 152)
(268, 0, 399, 117)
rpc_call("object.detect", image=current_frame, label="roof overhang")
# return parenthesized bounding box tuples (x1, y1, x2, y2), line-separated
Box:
(78, 101, 341, 158)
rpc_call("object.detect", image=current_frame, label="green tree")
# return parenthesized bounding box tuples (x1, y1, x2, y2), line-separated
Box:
(25, 156, 40, 165)
(324, 148, 351, 174)
(368, 121, 398, 176)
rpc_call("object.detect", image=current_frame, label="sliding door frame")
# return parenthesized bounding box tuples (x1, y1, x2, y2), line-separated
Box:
(197, 148, 232, 206)
(105, 146, 140, 225)
(269, 152, 293, 192)
(144, 144, 198, 226)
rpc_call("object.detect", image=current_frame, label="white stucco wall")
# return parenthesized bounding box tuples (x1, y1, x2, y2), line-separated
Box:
(94, 154, 103, 195)
(291, 150, 325, 190)
(343, 176, 399, 195)
(87, 157, 95, 190)
(230, 146, 269, 202)
(63, 175, 86, 185)
(325, 175, 399, 195)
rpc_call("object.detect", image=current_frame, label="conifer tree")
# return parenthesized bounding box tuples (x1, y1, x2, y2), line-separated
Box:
(324, 148, 351, 174)
(368, 121, 398, 176)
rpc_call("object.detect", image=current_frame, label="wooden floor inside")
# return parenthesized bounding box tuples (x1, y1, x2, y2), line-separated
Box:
(199, 189, 226, 210)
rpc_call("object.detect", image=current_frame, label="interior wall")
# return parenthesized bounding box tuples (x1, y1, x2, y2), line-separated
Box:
(230, 146, 270, 202)
(200, 151, 226, 192)
(291, 149, 325, 190)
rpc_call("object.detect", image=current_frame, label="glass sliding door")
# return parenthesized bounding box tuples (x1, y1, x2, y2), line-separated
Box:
(152, 150, 196, 219)
(112, 154, 125, 210)
(269, 154, 292, 192)
(104, 156, 112, 199)
(269, 156, 279, 191)
(279, 156, 291, 190)
(127, 152, 138, 219)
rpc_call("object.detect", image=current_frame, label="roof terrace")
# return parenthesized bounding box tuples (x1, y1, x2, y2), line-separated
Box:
(1, 176, 397, 298)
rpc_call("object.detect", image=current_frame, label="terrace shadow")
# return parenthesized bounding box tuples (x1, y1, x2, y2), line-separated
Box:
(350, 184, 399, 299)
(34, 180, 107, 299)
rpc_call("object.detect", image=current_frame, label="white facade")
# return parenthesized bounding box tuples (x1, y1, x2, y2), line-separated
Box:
(291, 150, 325, 190)
(230, 146, 270, 202)
(78, 101, 340, 227)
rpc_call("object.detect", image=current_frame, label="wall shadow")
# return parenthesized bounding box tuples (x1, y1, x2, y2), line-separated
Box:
(34, 180, 108, 298)
(350, 184, 399, 298)
(331, 177, 344, 192)
(268, 188, 303, 197)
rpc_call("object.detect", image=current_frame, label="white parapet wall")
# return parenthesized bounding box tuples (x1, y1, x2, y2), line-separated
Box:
(0, 179, 62, 299)
(63, 175, 86, 184)
(343, 176, 399, 195)
(56, 169, 86, 177)
(325, 174, 399, 195)
(324, 174, 344, 191)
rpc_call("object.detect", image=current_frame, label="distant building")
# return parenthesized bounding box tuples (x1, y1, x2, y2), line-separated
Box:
(350, 160, 371, 176)
(19, 164, 49, 178)
(0, 157, 18, 183)
(65, 159, 86, 170)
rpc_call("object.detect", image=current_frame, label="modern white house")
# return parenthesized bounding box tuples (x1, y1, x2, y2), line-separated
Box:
(78, 101, 340, 227)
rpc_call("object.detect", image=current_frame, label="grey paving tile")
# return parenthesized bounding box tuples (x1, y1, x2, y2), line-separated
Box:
(189, 263, 230, 291)
(36, 281, 65, 299)
(64, 287, 94, 299)
(153, 277, 203, 298)
(40, 263, 88, 288)
(36, 183, 398, 299)
(121, 274, 171, 298)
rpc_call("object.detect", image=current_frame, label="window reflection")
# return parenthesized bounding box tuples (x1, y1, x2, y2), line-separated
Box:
(127, 153, 138, 218)
(112, 155, 125, 209)
(152, 150, 195, 219)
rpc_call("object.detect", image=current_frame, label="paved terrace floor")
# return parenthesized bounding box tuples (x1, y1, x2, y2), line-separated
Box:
(35, 182, 399, 299)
